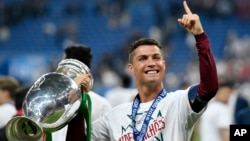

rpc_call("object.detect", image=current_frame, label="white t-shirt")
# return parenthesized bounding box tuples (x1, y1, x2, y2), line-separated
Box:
(0, 102, 16, 128)
(52, 91, 112, 141)
(199, 99, 232, 141)
(92, 87, 205, 141)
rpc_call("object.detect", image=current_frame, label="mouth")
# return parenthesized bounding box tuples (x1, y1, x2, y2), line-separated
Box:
(145, 70, 159, 74)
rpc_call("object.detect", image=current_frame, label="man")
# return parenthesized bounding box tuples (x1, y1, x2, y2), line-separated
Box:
(0, 76, 19, 141)
(14, 85, 31, 116)
(90, 1, 218, 141)
(52, 44, 112, 141)
(199, 82, 233, 141)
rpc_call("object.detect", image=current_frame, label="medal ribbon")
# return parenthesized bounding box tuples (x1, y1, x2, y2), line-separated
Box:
(131, 89, 167, 141)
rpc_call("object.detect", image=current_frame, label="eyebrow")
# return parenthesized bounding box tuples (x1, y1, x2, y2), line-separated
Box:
(136, 53, 162, 59)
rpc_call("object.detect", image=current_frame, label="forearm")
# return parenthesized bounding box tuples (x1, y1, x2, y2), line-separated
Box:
(196, 32, 218, 101)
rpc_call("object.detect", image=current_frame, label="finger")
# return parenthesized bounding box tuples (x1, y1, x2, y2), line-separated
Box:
(80, 83, 90, 92)
(81, 83, 88, 88)
(183, 1, 192, 14)
(177, 18, 184, 26)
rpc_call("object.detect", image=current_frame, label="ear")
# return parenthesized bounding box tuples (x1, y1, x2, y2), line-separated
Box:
(127, 63, 134, 74)
(163, 60, 167, 68)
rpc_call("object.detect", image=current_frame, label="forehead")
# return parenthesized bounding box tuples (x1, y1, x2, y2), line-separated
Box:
(133, 45, 162, 55)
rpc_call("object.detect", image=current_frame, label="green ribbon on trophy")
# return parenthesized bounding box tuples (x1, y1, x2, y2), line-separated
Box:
(80, 92, 92, 141)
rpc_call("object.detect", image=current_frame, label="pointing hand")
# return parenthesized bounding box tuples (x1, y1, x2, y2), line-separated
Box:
(177, 1, 204, 35)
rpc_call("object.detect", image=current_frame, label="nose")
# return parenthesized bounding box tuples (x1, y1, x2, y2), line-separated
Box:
(147, 58, 156, 67)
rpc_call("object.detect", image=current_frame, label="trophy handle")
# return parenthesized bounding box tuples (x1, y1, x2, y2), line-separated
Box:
(5, 116, 44, 141)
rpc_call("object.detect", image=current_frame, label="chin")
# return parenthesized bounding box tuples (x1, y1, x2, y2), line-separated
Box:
(145, 80, 159, 85)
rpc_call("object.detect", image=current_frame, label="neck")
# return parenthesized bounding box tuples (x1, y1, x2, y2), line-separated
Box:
(2, 99, 14, 105)
(137, 84, 163, 103)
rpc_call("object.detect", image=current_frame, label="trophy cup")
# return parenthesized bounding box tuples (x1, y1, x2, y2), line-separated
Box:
(5, 59, 93, 141)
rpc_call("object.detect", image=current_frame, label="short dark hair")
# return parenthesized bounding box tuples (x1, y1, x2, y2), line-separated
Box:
(15, 85, 30, 110)
(121, 73, 132, 88)
(64, 44, 93, 69)
(0, 76, 19, 99)
(219, 80, 235, 88)
(129, 38, 163, 63)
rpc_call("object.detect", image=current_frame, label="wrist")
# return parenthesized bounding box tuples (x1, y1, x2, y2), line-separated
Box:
(194, 32, 207, 42)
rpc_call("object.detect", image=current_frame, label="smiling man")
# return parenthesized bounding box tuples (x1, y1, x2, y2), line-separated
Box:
(90, 1, 218, 141)
(68, 1, 218, 141)
(127, 38, 166, 102)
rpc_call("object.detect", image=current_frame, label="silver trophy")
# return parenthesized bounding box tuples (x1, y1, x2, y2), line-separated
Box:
(5, 59, 93, 141)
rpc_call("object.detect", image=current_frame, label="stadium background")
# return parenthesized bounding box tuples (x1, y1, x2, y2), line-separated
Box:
(0, 0, 250, 103)
(0, 0, 250, 140)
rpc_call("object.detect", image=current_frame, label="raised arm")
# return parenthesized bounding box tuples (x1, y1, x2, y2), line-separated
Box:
(178, 1, 218, 112)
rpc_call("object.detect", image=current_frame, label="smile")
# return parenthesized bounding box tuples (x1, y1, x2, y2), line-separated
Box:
(145, 70, 159, 74)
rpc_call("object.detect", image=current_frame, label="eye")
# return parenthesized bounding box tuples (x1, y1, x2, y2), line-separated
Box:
(153, 55, 162, 60)
(138, 56, 147, 61)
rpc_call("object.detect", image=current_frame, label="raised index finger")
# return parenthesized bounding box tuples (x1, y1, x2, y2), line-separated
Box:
(183, 1, 192, 14)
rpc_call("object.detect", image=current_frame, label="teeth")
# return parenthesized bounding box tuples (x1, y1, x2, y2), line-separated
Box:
(147, 71, 157, 74)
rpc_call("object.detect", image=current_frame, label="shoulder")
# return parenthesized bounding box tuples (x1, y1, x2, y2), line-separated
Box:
(111, 102, 132, 112)
(89, 91, 104, 98)
(88, 91, 112, 106)
(162, 87, 193, 107)
(0, 103, 16, 112)
(167, 84, 198, 98)
(167, 87, 190, 98)
(89, 91, 108, 101)
(96, 102, 132, 122)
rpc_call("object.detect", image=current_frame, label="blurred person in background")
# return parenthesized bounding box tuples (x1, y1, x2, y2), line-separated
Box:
(14, 85, 31, 116)
(0, 76, 19, 141)
(52, 44, 112, 141)
(199, 81, 233, 141)
(0, 85, 30, 141)
(104, 72, 137, 107)
(235, 105, 250, 124)
(231, 81, 250, 125)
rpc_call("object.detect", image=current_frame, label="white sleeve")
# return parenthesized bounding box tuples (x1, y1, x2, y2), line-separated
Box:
(216, 106, 231, 129)
(0, 104, 16, 128)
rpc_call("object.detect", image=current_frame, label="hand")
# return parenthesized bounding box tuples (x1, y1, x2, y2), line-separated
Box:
(74, 73, 92, 92)
(177, 1, 204, 35)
